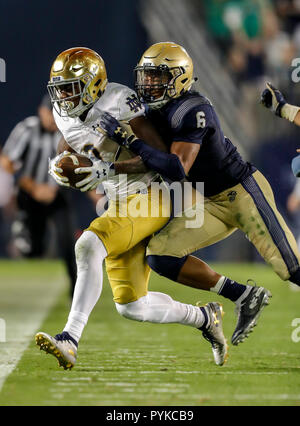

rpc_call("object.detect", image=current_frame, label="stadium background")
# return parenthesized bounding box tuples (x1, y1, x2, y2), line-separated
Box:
(1, 0, 300, 263)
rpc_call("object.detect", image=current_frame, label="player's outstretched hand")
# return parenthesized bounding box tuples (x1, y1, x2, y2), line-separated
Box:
(74, 159, 115, 192)
(260, 82, 287, 117)
(48, 151, 71, 187)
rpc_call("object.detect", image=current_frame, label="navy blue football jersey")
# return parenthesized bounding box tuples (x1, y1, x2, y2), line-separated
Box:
(146, 91, 256, 196)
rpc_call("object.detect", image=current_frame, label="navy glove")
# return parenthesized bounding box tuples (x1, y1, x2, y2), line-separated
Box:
(291, 155, 300, 177)
(99, 112, 136, 148)
(261, 82, 287, 117)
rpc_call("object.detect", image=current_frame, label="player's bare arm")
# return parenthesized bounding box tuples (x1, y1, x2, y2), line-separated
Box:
(113, 155, 147, 174)
(114, 114, 168, 174)
(170, 141, 200, 174)
(129, 115, 167, 152)
(57, 136, 76, 154)
(113, 115, 167, 174)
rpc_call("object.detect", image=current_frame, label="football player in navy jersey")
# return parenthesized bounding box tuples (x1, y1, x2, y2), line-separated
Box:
(100, 42, 300, 346)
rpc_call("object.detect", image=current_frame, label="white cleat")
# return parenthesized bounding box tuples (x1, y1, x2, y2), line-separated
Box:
(35, 331, 77, 370)
(200, 302, 228, 366)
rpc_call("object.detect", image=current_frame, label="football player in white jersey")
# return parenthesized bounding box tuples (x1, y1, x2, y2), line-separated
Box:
(35, 47, 228, 369)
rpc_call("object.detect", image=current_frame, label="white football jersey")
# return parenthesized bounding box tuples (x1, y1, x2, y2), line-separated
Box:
(53, 82, 158, 198)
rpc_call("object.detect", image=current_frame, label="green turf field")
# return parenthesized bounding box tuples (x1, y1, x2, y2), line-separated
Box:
(0, 259, 299, 406)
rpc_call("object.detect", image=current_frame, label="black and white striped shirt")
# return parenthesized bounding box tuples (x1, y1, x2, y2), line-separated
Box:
(3, 116, 61, 185)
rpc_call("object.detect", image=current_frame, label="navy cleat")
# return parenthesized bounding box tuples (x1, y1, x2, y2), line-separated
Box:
(35, 331, 78, 370)
(231, 285, 272, 346)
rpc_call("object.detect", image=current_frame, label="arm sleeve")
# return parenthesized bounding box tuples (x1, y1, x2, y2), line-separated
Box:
(129, 139, 186, 181)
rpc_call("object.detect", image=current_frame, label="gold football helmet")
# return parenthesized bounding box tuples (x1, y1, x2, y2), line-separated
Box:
(134, 42, 194, 108)
(47, 47, 108, 118)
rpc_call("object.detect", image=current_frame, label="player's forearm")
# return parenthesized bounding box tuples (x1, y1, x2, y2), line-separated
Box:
(57, 136, 76, 154)
(128, 139, 186, 181)
(293, 109, 300, 127)
(129, 116, 167, 152)
(280, 103, 300, 124)
(113, 156, 148, 174)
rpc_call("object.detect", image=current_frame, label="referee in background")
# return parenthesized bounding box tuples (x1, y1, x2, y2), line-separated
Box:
(0, 95, 77, 296)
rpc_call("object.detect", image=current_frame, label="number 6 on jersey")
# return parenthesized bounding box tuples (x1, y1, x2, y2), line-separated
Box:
(196, 111, 206, 128)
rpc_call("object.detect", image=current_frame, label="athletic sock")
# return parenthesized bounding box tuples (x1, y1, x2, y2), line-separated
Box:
(198, 306, 210, 330)
(210, 276, 248, 302)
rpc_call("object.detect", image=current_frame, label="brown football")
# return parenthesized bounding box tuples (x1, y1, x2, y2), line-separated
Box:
(57, 154, 92, 189)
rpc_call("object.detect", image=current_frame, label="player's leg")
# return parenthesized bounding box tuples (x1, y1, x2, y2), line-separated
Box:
(146, 199, 271, 346)
(35, 190, 169, 368)
(35, 229, 107, 369)
(147, 203, 251, 303)
(63, 190, 169, 339)
(108, 241, 228, 366)
(235, 170, 300, 285)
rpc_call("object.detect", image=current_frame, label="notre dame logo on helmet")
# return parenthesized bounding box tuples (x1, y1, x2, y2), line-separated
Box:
(126, 95, 143, 113)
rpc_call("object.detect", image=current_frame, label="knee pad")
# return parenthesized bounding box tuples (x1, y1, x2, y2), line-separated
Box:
(113, 285, 138, 305)
(147, 255, 188, 281)
(75, 230, 106, 268)
(289, 266, 300, 287)
(115, 296, 147, 322)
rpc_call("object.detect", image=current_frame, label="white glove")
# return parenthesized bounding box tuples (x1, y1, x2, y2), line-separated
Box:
(74, 159, 115, 192)
(48, 151, 71, 187)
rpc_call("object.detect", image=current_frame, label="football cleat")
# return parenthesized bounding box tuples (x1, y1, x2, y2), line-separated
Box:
(199, 302, 228, 366)
(35, 331, 78, 370)
(231, 285, 272, 346)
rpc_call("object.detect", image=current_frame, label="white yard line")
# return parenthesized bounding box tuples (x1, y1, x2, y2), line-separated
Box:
(0, 266, 66, 392)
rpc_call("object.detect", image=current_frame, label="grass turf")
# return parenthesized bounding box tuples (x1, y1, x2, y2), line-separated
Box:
(0, 260, 299, 406)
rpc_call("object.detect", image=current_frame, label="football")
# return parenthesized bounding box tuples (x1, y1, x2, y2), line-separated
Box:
(57, 153, 92, 189)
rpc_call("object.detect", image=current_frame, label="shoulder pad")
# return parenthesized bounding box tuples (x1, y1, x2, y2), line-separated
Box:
(170, 95, 212, 130)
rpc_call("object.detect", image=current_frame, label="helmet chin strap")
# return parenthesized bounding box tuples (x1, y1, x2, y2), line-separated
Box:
(62, 100, 75, 112)
(148, 99, 169, 110)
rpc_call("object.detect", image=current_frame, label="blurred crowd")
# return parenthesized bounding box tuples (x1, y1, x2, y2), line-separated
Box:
(202, 0, 299, 88)
(196, 1, 300, 140)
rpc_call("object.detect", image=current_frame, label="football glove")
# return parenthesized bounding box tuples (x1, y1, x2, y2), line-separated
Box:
(261, 82, 300, 122)
(74, 158, 115, 192)
(99, 112, 137, 148)
(260, 82, 287, 116)
(48, 151, 71, 187)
